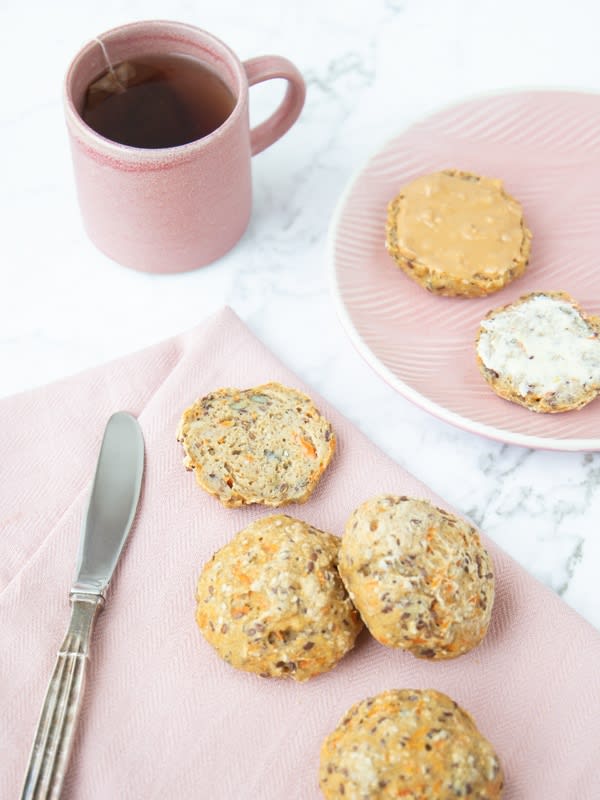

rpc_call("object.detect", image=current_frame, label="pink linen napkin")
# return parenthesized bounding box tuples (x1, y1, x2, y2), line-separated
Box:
(2, 307, 599, 799)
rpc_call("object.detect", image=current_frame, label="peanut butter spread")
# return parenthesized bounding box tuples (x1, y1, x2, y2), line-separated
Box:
(392, 171, 526, 278)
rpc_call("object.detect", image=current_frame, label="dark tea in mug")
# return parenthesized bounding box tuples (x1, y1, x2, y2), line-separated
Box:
(82, 53, 236, 149)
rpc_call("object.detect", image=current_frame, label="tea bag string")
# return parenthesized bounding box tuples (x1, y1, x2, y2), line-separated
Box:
(94, 37, 126, 92)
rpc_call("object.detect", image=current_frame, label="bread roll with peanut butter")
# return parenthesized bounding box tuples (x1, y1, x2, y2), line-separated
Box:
(385, 169, 531, 297)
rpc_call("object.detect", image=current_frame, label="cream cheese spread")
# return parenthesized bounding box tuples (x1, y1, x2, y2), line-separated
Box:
(477, 294, 600, 399)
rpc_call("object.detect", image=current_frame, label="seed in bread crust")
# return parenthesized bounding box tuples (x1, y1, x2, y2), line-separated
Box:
(476, 291, 600, 413)
(176, 382, 336, 507)
(195, 515, 362, 681)
(338, 495, 494, 659)
(319, 689, 504, 799)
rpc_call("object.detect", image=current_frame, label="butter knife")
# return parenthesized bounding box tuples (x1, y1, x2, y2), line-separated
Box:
(21, 411, 144, 800)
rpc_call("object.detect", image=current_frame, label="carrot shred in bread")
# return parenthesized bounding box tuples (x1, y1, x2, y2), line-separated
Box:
(299, 436, 317, 457)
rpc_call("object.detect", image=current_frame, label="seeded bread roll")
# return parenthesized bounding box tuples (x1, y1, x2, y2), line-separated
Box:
(338, 495, 494, 659)
(385, 169, 531, 297)
(319, 689, 504, 799)
(476, 291, 600, 413)
(195, 515, 362, 681)
(177, 382, 335, 507)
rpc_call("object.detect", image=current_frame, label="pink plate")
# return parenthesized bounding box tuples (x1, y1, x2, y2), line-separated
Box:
(330, 90, 600, 451)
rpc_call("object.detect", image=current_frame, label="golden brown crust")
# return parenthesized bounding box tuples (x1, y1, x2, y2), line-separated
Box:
(385, 169, 531, 298)
(176, 382, 336, 507)
(339, 495, 494, 659)
(476, 291, 600, 413)
(195, 515, 362, 681)
(319, 689, 504, 799)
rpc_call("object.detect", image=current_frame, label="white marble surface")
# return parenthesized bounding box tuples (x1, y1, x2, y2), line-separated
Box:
(2, 0, 600, 629)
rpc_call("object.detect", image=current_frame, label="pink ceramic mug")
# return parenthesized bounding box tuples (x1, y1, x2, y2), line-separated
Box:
(64, 20, 306, 273)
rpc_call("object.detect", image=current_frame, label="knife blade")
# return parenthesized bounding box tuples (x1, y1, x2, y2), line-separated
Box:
(21, 411, 144, 800)
(72, 411, 145, 598)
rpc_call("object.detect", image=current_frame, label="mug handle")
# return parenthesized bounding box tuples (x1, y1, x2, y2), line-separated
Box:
(243, 56, 306, 156)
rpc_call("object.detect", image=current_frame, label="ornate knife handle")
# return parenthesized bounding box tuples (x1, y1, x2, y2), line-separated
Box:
(21, 594, 103, 800)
